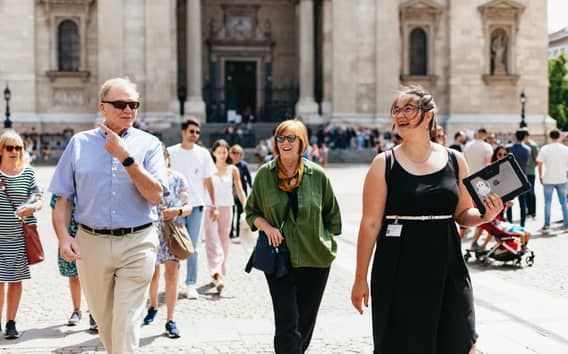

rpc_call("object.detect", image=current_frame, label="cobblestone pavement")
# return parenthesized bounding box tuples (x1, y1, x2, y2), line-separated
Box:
(1, 165, 568, 353)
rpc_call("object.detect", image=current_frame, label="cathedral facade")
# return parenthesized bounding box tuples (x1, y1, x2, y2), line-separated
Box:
(0, 0, 553, 137)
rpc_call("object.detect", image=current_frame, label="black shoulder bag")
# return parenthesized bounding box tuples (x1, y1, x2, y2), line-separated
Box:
(245, 196, 293, 278)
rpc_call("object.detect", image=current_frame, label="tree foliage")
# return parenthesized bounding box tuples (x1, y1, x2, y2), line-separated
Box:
(549, 54, 568, 129)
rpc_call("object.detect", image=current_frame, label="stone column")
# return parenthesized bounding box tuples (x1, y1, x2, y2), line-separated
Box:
(375, 0, 399, 118)
(97, 0, 124, 85)
(186, 0, 206, 119)
(296, 0, 319, 121)
(321, 0, 333, 117)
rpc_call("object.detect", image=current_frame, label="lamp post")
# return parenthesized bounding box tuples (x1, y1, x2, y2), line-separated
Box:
(520, 89, 527, 128)
(4, 84, 12, 129)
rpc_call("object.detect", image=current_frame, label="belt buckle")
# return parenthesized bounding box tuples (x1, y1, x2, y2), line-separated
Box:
(112, 228, 128, 236)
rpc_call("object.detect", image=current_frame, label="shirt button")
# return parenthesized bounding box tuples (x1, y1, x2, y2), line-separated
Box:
(112, 210, 116, 214)
(112, 192, 116, 196)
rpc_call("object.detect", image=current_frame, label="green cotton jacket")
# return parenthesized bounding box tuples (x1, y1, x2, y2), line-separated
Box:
(245, 158, 342, 268)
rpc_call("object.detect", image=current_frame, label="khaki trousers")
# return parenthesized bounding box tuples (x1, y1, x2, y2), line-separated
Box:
(76, 225, 158, 354)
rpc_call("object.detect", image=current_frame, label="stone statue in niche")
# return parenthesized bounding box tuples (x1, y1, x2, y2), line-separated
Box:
(491, 32, 508, 74)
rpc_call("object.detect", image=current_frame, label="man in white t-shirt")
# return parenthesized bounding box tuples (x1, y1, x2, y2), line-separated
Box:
(537, 129, 568, 230)
(463, 128, 494, 250)
(463, 128, 493, 173)
(168, 118, 217, 299)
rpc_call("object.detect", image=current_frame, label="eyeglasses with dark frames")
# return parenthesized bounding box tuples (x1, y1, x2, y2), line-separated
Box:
(188, 129, 200, 135)
(275, 135, 297, 143)
(4, 145, 23, 152)
(102, 100, 140, 110)
(391, 104, 419, 117)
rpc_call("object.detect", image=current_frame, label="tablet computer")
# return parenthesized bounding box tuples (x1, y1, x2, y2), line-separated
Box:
(463, 153, 530, 215)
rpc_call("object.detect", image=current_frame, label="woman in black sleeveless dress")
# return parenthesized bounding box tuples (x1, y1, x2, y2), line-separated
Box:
(351, 86, 503, 354)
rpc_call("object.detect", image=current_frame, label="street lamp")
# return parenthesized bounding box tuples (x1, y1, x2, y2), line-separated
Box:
(4, 84, 12, 129)
(520, 89, 527, 128)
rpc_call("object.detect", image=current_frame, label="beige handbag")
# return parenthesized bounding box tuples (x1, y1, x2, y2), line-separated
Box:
(163, 219, 194, 260)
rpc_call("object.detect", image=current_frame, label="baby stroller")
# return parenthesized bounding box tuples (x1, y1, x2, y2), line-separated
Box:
(464, 216, 535, 267)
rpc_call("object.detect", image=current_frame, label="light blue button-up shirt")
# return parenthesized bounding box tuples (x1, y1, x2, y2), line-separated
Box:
(49, 127, 167, 229)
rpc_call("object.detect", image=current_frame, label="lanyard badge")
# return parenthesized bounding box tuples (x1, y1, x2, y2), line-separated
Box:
(385, 217, 403, 237)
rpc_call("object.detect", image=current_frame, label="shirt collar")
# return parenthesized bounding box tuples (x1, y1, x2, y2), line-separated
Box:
(97, 126, 133, 138)
(268, 157, 313, 175)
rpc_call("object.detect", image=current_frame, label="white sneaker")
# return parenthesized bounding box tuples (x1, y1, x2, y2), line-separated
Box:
(216, 279, 224, 294)
(186, 284, 199, 299)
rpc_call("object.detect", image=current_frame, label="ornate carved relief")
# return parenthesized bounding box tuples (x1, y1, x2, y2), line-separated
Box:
(53, 88, 85, 107)
(399, 0, 444, 84)
(209, 4, 273, 43)
(478, 0, 525, 85)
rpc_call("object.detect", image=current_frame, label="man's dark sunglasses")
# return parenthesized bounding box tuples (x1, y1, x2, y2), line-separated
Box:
(275, 135, 297, 143)
(188, 129, 200, 135)
(4, 145, 23, 152)
(102, 100, 140, 110)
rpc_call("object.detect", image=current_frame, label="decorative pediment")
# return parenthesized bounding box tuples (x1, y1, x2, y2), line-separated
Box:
(400, 0, 443, 18)
(478, 0, 525, 23)
(39, 0, 96, 25)
(400, 0, 443, 32)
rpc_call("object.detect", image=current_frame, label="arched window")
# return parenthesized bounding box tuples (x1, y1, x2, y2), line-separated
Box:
(409, 28, 427, 76)
(58, 20, 80, 71)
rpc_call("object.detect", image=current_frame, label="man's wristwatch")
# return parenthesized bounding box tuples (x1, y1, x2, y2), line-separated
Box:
(178, 208, 183, 216)
(122, 156, 135, 167)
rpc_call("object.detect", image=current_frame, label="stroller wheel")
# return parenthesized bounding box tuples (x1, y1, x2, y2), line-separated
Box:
(525, 253, 535, 267)
(464, 252, 471, 262)
(480, 256, 490, 265)
(514, 258, 523, 267)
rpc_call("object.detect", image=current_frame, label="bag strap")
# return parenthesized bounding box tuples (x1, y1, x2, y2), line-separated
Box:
(279, 193, 294, 231)
(0, 176, 19, 212)
(384, 149, 393, 183)
(447, 148, 460, 183)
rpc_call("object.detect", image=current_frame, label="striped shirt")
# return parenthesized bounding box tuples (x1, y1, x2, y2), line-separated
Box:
(0, 167, 40, 281)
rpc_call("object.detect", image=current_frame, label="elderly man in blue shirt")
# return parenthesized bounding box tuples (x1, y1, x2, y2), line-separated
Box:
(50, 77, 166, 354)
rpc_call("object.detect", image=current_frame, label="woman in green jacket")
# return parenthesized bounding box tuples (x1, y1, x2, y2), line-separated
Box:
(245, 119, 341, 354)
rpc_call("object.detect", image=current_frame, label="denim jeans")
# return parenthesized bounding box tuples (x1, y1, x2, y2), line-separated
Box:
(184, 206, 204, 285)
(526, 174, 536, 216)
(506, 192, 528, 227)
(543, 183, 568, 228)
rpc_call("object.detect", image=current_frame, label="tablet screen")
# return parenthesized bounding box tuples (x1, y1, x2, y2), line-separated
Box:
(468, 160, 523, 198)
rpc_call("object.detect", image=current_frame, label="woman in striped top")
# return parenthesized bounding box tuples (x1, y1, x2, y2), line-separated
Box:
(0, 130, 42, 339)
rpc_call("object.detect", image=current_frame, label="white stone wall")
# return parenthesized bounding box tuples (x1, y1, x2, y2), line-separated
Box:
(0, 0, 37, 115)
(0, 0, 551, 136)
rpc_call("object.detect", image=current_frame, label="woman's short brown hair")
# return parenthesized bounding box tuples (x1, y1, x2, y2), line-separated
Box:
(273, 119, 309, 157)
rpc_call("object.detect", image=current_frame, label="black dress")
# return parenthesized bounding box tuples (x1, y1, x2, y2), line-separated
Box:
(371, 150, 476, 354)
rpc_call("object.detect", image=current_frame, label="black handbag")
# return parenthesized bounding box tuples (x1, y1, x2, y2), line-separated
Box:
(245, 196, 293, 278)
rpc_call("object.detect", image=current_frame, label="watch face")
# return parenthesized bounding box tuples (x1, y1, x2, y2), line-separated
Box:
(122, 157, 135, 167)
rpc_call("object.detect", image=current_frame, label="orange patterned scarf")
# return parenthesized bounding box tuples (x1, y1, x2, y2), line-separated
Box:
(276, 157, 304, 192)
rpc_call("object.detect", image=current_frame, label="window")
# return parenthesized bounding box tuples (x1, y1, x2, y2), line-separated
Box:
(58, 20, 80, 72)
(409, 28, 427, 75)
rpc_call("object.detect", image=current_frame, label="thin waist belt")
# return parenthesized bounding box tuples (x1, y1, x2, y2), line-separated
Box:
(80, 223, 153, 236)
(385, 215, 453, 221)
